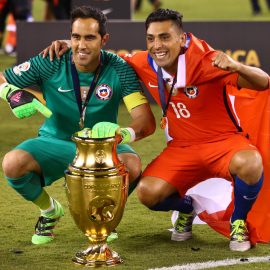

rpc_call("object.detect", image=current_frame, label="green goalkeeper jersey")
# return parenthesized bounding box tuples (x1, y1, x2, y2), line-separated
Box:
(4, 49, 143, 140)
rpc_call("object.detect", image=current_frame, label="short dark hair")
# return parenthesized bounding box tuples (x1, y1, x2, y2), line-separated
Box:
(71, 6, 107, 37)
(145, 9, 183, 31)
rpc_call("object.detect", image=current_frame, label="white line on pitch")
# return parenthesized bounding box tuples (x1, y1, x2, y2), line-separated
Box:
(148, 256, 270, 270)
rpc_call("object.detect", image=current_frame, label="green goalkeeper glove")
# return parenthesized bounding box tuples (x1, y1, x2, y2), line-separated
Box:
(76, 128, 91, 138)
(91, 122, 135, 144)
(0, 83, 52, 119)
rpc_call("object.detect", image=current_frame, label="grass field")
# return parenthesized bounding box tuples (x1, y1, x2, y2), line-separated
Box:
(1, 102, 270, 270)
(1, 1, 270, 270)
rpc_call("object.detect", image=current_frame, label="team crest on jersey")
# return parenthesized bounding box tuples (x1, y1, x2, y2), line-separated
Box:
(95, 84, 113, 100)
(13, 61, 31, 76)
(184, 85, 199, 99)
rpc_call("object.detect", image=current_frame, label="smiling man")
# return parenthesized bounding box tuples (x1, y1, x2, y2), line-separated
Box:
(0, 6, 155, 245)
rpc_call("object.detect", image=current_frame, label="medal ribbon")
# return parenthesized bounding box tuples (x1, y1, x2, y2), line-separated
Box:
(157, 66, 177, 128)
(70, 53, 102, 129)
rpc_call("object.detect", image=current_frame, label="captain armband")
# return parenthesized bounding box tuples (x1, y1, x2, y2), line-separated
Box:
(123, 92, 148, 113)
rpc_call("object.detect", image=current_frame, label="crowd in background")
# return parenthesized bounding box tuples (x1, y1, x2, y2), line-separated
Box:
(250, 0, 270, 15)
(0, 0, 160, 57)
(0, 0, 33, 56)
(1, 0, 270, 57)
(0, 0, 71, 56)
(132, 0, 162, 12)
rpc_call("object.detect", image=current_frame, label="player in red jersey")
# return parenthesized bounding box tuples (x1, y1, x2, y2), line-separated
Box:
(127, 9, 269, 252)
(41, 8, 270, 252)
(134, 9, 269, 252)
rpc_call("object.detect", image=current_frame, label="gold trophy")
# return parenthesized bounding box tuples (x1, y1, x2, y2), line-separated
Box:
(65, 132, 128, 267)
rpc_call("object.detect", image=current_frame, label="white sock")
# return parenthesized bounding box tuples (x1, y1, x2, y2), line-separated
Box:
(40, 198, 55, 214)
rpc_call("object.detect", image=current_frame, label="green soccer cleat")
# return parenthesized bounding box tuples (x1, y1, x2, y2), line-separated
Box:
(31, 200, 64, 245)
(106, 230, 118, 243)
(171, 211, 194, 241)
(229, 219, 251, 252)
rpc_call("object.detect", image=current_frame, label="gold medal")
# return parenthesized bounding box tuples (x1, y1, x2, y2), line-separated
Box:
(172, 88, 178, 96)
(160, 117, 167, 129)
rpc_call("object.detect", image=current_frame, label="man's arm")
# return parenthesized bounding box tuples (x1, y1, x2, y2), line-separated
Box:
(235, 64, 269, 90)
(212, 52, 269, 90)
(126, 102, 156, 141)
(0, 72, 7, 85)
(90, 102, 156, 143)
(0, 72, 52, 119)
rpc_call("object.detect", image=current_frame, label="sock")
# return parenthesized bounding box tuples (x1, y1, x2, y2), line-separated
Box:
(41, 199, 58, 218)
(6, 172, 43, 201)
(150, 193, 194, 213)
(33, 189, 53, 211)
(231, 173, 263, 222)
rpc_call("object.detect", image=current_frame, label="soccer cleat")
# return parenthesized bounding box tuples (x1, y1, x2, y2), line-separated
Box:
(171, 211, 194, 241)
(31, 200, 64, 245)
(107, 230, 118, 243)
(229, 219, 251, 252)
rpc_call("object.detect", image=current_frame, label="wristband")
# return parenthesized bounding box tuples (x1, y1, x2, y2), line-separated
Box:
(120, 127, 136, 144)
(125, 127, 136, 142)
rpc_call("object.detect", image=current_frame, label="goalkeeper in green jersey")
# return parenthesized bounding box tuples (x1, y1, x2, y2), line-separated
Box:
(0, 6, 155, 245)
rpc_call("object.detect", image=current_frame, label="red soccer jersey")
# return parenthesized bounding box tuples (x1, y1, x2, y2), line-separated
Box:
(122, 33, 240, 146)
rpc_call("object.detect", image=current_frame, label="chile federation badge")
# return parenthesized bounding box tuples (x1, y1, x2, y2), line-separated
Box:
(184, 86, 199, 99)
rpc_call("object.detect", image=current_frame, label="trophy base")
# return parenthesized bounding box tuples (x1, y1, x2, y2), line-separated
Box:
(72, 243, 123, 267)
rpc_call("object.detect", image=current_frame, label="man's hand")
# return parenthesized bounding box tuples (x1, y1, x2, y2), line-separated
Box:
(91, 122, 135, 144)
(212, 51, 240, 73)
(0, 83, 52, 118)
(92, 122, 121, 138)
(77, 128, 91, 138)
(40, 40, 70, 61)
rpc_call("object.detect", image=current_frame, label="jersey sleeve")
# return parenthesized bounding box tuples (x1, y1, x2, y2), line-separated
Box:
(4, 54, 63, 89)
(201, 51, 239, 87)
(111, 54, 143, 97)
(118, 53, 130, 63)
(118, 53, 137, 67)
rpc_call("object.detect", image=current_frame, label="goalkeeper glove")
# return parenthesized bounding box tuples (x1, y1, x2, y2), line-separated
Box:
(0, 82, 52, 119)
(76, 128, 91, 138)
(91, 122, 136, 144)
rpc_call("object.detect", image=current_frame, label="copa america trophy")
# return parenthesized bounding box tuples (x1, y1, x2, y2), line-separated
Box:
(65, 133, 128, 267)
